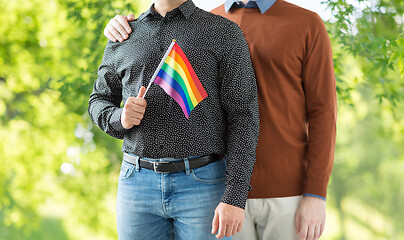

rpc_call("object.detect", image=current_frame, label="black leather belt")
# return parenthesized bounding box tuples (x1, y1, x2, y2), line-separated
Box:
(123, 153, 223, 173)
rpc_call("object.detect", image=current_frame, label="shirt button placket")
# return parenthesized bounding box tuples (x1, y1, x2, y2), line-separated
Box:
(158, 17, 168, 53)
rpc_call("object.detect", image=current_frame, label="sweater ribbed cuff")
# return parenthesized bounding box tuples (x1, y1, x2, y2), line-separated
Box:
(303, 179, 329, 199)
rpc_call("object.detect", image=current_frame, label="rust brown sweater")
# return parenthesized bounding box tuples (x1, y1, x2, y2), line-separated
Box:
(212, 0, 337, 199)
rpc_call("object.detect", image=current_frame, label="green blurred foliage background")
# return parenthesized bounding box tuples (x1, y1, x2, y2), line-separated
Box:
(0, 0, 403, 239)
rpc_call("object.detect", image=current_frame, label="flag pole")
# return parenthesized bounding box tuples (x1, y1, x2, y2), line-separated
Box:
(142, 39, 176, 98)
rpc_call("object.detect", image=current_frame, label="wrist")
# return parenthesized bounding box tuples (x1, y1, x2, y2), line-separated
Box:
(110, 108, 128, 132)
(303, 193, 326, 201)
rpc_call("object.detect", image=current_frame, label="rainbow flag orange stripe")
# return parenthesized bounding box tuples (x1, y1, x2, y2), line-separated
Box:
(154, 41, 208, 118)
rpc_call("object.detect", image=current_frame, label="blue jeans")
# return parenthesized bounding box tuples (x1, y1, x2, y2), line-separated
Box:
(116, 155, 232, 240)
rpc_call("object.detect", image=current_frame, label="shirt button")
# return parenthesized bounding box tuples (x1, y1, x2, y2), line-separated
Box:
(159, 145, 164, 150)
(160, 47, 165, 52)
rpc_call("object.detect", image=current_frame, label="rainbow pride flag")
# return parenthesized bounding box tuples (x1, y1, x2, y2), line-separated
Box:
(144, 40, 208, 119)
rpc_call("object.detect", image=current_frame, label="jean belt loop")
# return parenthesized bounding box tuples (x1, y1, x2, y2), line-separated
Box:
(184, 157, 191, 175)
(135, 156, 140, 172)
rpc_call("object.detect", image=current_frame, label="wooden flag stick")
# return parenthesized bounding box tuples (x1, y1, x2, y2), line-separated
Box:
(142, 39, 177, 98)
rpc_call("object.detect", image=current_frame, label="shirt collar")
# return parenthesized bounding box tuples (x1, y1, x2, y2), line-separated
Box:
(224, 0, 276, 14)
(139, 0, 197, 21)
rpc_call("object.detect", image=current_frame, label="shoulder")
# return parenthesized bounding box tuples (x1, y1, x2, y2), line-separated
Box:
(274, 1, 326, 35)
(190, 7, 243, 41)
(193, 7, 238, 29)
(210, 4, 226, 16)
(278, 1, 324, 25)
(128, 16, 143, 32)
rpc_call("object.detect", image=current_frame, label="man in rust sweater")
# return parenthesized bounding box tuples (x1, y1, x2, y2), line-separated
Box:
(103, 0, 337, 240)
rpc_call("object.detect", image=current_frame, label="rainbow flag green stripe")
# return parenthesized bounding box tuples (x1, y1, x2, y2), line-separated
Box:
(154, 42, 208, 118)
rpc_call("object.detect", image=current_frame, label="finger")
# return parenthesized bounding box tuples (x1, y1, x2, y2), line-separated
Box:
(237, 221, 243, 232)
(133, 118, 141, 126)
(127, 97, 147, 109)
(133, 98, 147, 108)
(306, 225, 315, 240)
(121, 116, 139, 129)
(319, 224, 325, 237)
(123, 102, 144, 116)
(232, 223, 239, 236)
(112, 18, 129, 40)
(225, 223, 233, 237)
(115, 15, 131, 37)
(211, 211, 219, 235)
(314, 225, 321, 240)
(137, 86, 147, 98)
(124, 115, 141, 126)
(127, 13, 136, 22)
(295, 214, 301, 233)
(216, 223, 226, 239)
(104, 30, 117, 42)
(129, 107, 145, 117)
(299, 222, 308, 240)
(127, 112, 144, 121)
(108, 21, 124, 42)
(126, 103, 146, 114)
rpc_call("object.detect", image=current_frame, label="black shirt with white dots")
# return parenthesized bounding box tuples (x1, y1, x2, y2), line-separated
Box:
(88, 0, 259, 209)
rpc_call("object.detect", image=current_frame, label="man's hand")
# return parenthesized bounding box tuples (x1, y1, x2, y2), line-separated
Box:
(121, 87, 147, 129)
(104, 14, 136, 42)
(211, 202, 244, 239)
(295, 196, 326, 240)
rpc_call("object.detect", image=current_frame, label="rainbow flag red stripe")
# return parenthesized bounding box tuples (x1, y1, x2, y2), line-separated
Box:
(154, 42, 208, 119)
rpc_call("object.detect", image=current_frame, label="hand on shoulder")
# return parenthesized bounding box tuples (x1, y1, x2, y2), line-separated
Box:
(104, 14, 136, 42)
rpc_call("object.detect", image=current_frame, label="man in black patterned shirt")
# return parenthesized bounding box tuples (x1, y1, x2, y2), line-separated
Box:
(88, 0, 259, 239)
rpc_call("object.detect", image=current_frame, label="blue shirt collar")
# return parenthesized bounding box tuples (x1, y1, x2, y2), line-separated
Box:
(224, 0, 276, 14)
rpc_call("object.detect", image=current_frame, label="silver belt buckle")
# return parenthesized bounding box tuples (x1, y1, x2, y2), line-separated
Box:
(153, 161, 170, 173)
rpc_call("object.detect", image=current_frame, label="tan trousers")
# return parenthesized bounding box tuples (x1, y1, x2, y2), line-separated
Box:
(233, 196, 303, 240)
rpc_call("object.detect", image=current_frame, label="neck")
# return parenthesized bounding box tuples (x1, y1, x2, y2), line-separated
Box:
(241, 0, 249, 4)
(154, 0, 187, 17)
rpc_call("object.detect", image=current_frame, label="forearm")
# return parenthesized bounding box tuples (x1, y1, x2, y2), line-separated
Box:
(303, 117, 336, 198)
(303, 65, 337, 197)
(88, 95, 127, 139)
(221, 96, 259, 209)
(221, 152, 256, 209)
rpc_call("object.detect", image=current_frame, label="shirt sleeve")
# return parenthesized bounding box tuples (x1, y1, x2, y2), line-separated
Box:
(302, 14, 337, 198)
(88, 41, 128, 140)
(219, 22, 260, 209)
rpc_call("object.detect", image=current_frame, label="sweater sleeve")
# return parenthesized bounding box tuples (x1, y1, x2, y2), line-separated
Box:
(302, 14, 337, 199)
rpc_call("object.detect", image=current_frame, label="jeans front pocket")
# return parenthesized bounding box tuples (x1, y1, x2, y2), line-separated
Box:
(119, 160, 136, 180)
(191, 158, 226, 184)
